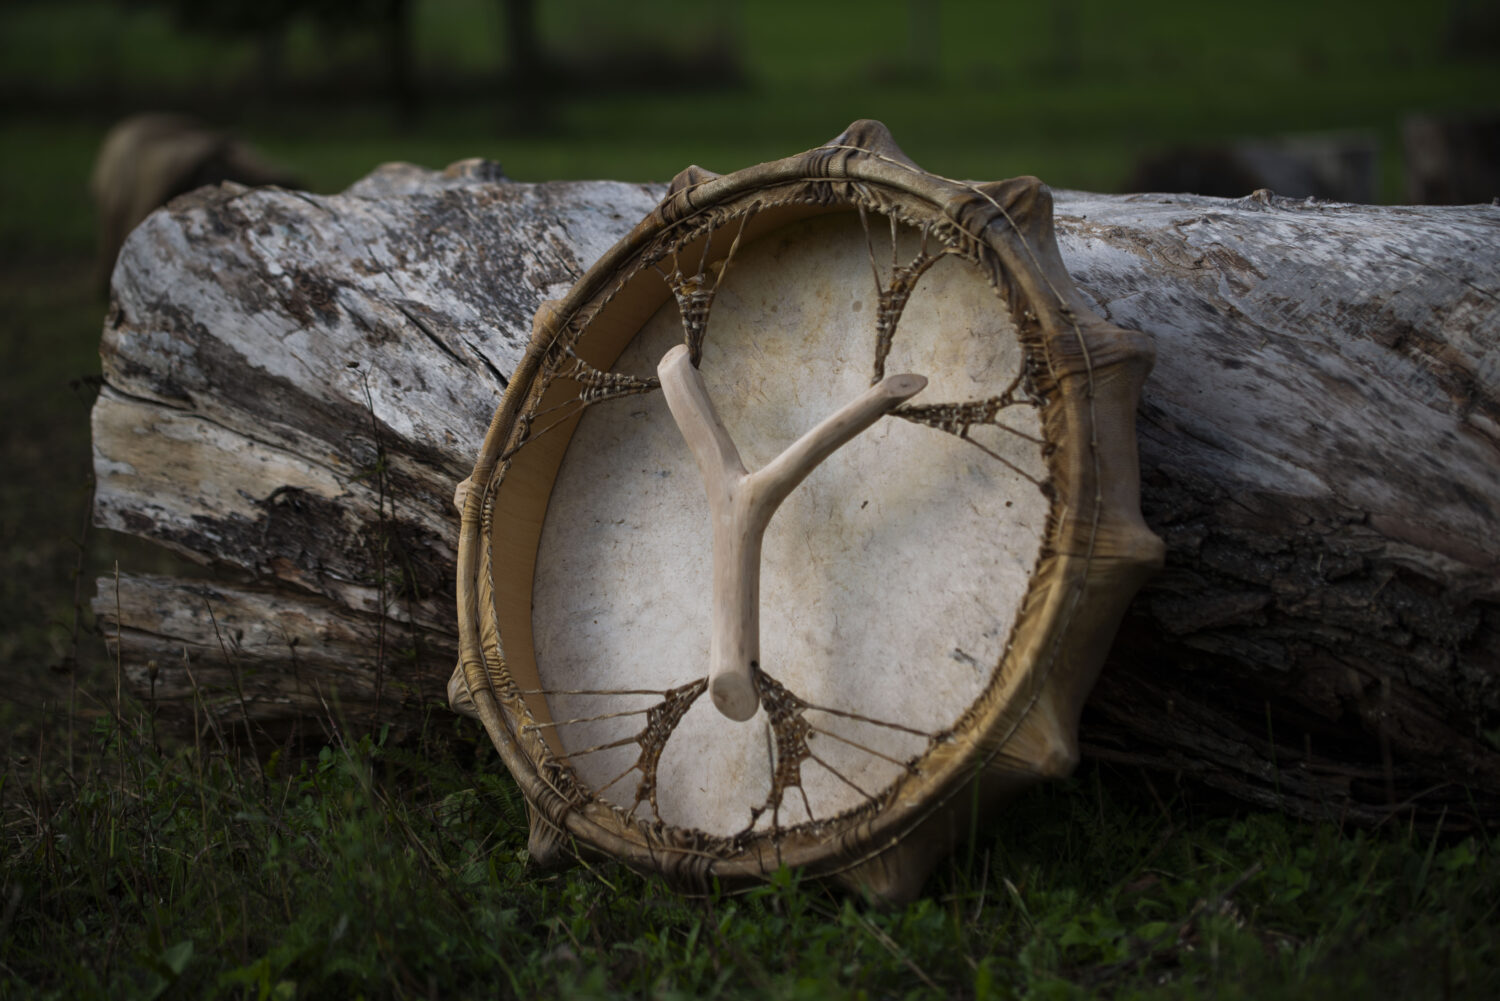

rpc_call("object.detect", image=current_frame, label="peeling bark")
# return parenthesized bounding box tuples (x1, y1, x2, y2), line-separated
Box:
(1054, 191, 1500, 826)
(92, 164, 1500, 825)
(93, 160, 665, 743)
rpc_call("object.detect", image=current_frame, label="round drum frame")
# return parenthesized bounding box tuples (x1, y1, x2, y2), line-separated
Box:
(452, 120, 1163, 903)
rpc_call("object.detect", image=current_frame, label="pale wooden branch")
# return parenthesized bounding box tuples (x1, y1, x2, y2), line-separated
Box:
(657, 343, 926, 720)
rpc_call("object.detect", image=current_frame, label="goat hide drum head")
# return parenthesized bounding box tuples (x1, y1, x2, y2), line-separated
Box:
(451, 120, 1164, 903)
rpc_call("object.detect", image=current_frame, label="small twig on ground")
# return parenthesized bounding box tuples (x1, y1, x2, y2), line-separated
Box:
(312, 679, 348, 751)
(852, 910, 940, 992)
(204, 597, 266, 784)
(972, 847, 990, 923)
(62, 476, 95, 779)
(183, 656, 231, 762)
(1138, 766, 1175, 826)
(113, 563, 125, 798)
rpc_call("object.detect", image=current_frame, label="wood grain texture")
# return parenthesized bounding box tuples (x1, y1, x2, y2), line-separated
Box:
(92, 159, 1500, 825)
(93, 160, 666, 741)
(1052, 191, 1500, 824)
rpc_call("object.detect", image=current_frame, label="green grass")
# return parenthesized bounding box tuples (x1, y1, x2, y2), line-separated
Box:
(1, 2, 1497, 996)
(4, 705, 1496, 999)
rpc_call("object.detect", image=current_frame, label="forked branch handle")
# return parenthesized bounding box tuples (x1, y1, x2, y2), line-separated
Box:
(657, 343, 926, 721)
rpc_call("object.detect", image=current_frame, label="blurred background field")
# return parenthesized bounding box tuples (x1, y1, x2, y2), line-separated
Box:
(6, 0, 1500, 237)
(2, 3, 1498, 997)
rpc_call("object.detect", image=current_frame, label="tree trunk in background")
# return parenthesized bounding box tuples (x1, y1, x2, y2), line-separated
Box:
(906, 0, 940, 81)
(92, 163, 1500, 828)
(384, 0, 418, 126)
(502, 0, 541, 79)
(499, 0, 549, 133)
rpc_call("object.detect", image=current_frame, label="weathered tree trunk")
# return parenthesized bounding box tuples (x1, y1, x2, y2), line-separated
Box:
(1068, 192, 1500, 826)
(92, 162, 1500, 826)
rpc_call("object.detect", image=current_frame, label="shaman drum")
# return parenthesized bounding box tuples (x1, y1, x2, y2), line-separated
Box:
(451, 121, 1163, 902)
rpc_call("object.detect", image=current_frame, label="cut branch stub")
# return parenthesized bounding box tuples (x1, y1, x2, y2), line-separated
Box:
(657, 343, 927, 721)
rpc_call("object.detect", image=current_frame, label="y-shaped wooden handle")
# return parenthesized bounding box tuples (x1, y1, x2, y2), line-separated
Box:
(658, 344, 926, 721)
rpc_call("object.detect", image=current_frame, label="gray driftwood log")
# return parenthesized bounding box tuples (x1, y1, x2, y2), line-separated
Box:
(92, 160, 1500, 827)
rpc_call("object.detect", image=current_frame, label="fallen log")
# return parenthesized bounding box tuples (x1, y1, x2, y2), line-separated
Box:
(92, 160, 1500, 825)
(92, 159, 664, 740)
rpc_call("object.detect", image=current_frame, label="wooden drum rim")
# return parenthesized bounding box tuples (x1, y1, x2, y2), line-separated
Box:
(454, 120, 1163, 896)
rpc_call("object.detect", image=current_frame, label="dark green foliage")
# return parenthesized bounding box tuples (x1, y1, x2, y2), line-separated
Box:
(4, 707, 1496, 999)
(120, 0, 377, 38)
